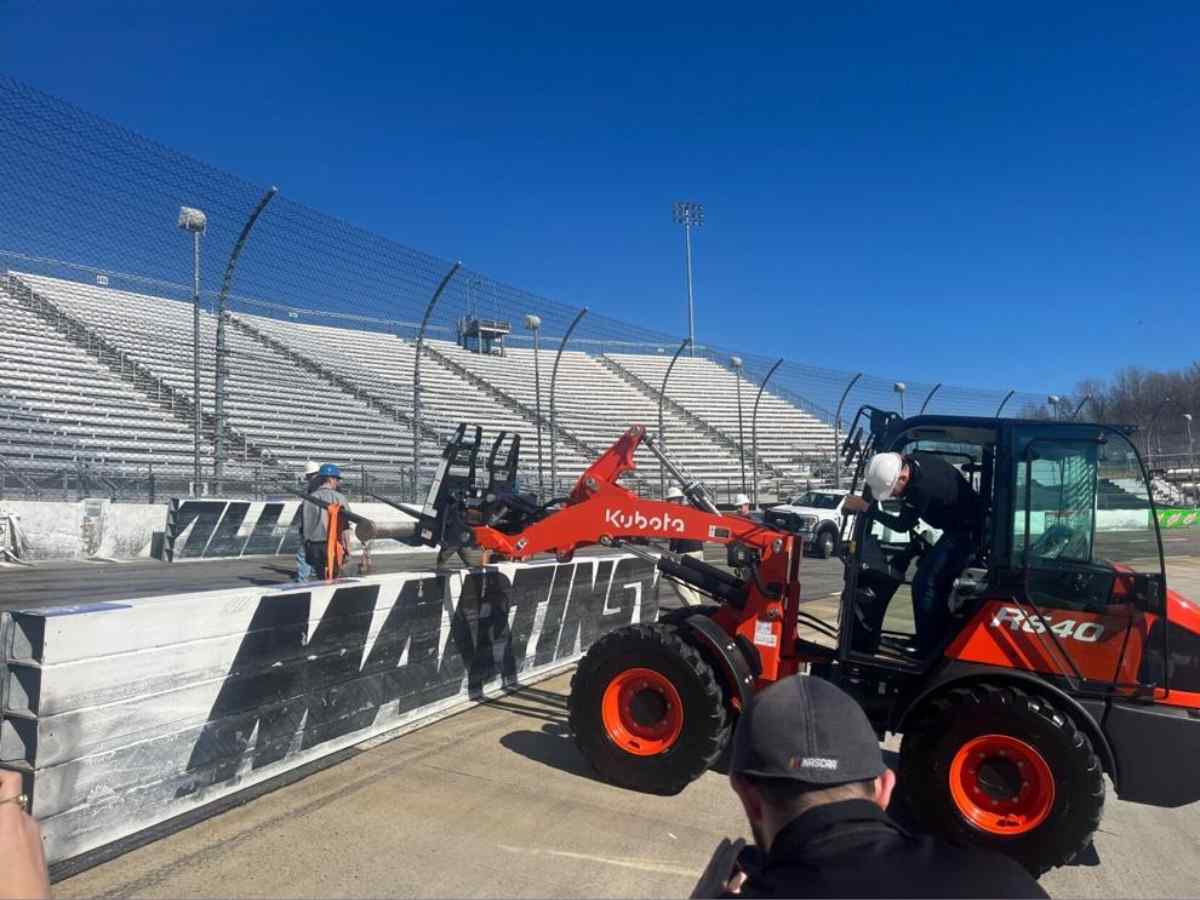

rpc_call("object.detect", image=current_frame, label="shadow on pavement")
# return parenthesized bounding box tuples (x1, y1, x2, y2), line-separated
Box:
(500, 724, 608, 784)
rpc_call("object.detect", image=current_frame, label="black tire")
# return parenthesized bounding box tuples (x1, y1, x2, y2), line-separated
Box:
(898, 683, 1104, 876)
(569, 623, 730, 795)
(815, 528, 837, 559)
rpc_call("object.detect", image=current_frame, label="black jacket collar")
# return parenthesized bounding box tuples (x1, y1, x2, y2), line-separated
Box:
(767, 799, 904, 865)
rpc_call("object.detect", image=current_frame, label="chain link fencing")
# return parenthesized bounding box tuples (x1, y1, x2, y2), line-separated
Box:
(0, 75, 1098, 508)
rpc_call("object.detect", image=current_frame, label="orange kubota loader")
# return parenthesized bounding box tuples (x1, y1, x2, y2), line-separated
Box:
(407, 413, 1200, 875)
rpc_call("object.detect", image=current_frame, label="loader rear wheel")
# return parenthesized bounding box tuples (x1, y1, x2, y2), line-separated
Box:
(899, 683, 1104, 876)
(569, 624, 730, 794)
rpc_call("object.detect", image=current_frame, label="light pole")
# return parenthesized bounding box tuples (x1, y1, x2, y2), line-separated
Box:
(894, 382, 907, 417)
(178, 206, 207, 496)
(732, 355, 746, 494)
(1146, 396, 1175, 473)
(525, 314, 544, 500)
(672, 201, 703, 357)
(1184, 412, 1194, 502)
(1048, 394, 1062, 420)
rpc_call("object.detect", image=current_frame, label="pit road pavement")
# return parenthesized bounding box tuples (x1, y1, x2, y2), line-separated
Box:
(54, 552, 1200, 899)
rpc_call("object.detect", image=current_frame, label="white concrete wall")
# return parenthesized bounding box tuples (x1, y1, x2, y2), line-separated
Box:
(0, 500, 166, 561)
(0, 555, 661, 865)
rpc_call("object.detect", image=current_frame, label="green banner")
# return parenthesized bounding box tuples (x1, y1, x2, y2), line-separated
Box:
(1157, 508, 1200, 529)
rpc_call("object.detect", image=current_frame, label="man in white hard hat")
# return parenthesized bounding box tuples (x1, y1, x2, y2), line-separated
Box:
(734, 493, 752, 516)
(294, 461, 321, 581)
(842, 450, 980, 656)
(665, 485, 704, 607)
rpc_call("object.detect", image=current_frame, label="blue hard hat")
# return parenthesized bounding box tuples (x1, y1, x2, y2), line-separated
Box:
(318, 463, 342, 478)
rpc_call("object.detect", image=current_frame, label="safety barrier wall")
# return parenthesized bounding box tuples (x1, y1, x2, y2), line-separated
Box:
(0, 500, 165, 561)
(161, 498, 419, 561)
(0, 554, 659, 865)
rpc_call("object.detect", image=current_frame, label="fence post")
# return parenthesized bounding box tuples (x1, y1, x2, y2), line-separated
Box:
(919, 383, 942, 415)
(413, 261, 462, 486)
(995, 389, 1016, 417)
(214, 186, 278, 494)
(751, 359, 784, 507)
(833, 373, 862, 490)
(658, 337, 691, 497)
(148, 462, 156, 505)
(550, 307, 588, 492)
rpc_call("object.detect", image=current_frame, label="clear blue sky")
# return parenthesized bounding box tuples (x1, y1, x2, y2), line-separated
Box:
(3, 2, 1198, 393)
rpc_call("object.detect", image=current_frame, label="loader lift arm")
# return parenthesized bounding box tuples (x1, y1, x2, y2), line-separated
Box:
(410, 423, 816, 682)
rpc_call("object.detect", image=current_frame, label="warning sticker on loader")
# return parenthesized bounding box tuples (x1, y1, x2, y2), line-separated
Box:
(754, 619, 778, 648)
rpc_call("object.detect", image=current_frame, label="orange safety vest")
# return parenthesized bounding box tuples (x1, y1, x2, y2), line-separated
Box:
(325, 502, 348, 580)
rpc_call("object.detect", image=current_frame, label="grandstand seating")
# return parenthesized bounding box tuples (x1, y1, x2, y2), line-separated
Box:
(237, 312, 592, 481)
(10, 273, 418, 477)
(604, 354, 836, 479)
(0, 281, 210, 475)
(436, 341, 746, 490)
(3, 271, 838, 498)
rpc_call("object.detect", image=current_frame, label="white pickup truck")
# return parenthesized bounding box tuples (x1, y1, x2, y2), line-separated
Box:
(763, 488, 851, 558)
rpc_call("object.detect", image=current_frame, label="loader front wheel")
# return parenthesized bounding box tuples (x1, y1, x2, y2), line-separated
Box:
(569, 624, 730, 795)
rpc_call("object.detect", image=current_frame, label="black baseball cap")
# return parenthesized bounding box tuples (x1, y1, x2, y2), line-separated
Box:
(731, 675, 885, 785)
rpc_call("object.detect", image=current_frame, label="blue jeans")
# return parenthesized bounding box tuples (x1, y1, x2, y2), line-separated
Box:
(912, 530, 974, 656)
(296, 546, 315, 581)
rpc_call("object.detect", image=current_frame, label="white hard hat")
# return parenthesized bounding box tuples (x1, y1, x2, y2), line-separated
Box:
(303, 460, 320, 476)
(734, 493, 751, 506)
(866, 452, 904, 500)
(665, 486, 685, 500)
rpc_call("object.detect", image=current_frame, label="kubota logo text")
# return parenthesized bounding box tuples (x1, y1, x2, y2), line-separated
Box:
(990, 606, 1104, 642)
(603, 507, 685, 533)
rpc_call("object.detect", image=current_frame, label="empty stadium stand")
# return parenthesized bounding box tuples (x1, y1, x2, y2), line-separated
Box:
(1, 278, 212, 478)
(604, 353, 836, 480)
(3, 271, 838, 499)
(9, 273, 419, 479)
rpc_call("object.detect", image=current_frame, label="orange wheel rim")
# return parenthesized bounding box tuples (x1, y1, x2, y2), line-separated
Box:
(949, 734, 1055, 836)
(601, 667, 684, 756)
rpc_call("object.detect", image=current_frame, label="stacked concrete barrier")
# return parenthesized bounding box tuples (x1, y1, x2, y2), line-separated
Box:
(0, 554, 659, 866)
(160, 498, 419, 561)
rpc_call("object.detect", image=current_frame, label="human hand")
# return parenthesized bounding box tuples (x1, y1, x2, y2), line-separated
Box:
(689, 837, 747, 898)
(842, 495, 869, 513)
(0, 770, 49, 900)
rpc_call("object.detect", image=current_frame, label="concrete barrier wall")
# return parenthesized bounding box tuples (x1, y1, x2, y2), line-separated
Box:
(163, 498, 419, 561)
(0, 554, 659, 865)
(0, 500, 165, 561)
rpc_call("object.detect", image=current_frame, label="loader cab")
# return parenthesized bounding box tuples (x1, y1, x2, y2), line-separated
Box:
(837, 415, 1001, 668)
(835, 414, 1172, 705)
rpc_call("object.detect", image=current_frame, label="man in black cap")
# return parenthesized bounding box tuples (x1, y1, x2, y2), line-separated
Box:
(693, 675, 1047, 899)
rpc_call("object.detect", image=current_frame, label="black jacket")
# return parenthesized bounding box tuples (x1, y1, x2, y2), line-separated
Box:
(727, 799, 1047, 899)
(870, 451, 980, 536)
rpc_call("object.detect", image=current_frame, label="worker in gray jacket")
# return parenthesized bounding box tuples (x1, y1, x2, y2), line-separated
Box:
(302, 463, 353, 580)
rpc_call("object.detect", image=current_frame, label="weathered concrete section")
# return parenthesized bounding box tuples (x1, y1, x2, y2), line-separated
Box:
(0, 554, 659, 867)
(162, 498, 419, 561)
(0, 499, 165, 561)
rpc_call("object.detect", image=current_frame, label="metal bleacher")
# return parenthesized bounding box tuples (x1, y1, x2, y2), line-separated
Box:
(1, 279, 212, 477)
(2, 271, 837, 498)
(604, 353, 836, 480)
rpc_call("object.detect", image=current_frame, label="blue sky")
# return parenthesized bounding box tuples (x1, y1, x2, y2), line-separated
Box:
(3, 2, 1198, 393)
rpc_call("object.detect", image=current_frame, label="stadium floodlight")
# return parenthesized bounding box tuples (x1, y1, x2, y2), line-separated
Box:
(672, 200, 704, 357)
(524, 314, 545, 499)
(893, 381, 907, 417)
(731, 355, 747, 494)
(178, 205, 207, 496)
